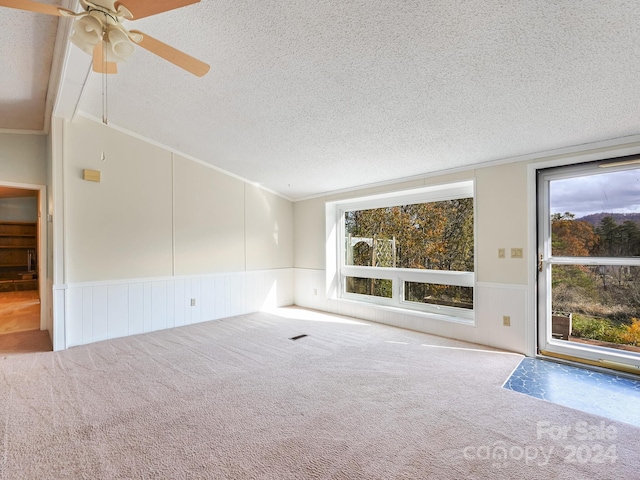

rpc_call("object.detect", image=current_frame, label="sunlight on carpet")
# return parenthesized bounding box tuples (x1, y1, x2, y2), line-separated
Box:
(266, 306, 371, 325)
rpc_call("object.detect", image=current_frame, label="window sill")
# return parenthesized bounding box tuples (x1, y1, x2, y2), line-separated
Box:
(334, 297, 476, 326)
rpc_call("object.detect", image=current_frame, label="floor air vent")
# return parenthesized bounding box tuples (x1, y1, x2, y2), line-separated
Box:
(289, 334, 308, 341)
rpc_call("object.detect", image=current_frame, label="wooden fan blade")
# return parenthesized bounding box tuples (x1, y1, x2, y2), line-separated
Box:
(93, 44, 118, 74)
(114, 0, 199, 20)
(129, 30, 210, 77)
(0, 0, 73, 16)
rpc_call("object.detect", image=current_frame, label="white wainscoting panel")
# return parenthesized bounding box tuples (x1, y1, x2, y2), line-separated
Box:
(63, 269, 293, 348)
(108, 284, 129, 340)
(82, 287, 93, 344)
(128, 282, 144, 336)
(294, 268, 530, 355)
(57, 285, 74, 351)
(151, 281, 168, 332)
(53, 285, 67, 351)
(173, 279, 185, 328)
(92, 286, 109, 343)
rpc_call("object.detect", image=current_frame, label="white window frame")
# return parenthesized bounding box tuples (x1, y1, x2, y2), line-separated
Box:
(326, 181, 476, 324)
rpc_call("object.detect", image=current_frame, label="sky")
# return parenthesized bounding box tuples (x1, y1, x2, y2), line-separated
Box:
(550, 168, 640, 218)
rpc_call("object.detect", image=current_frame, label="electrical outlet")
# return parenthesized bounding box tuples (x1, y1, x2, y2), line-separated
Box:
(503, 315, 511, 326)
(313, 288, 318, 296)
(498, 248, 505, 259)
(511, 248, 523, 259)
(190, 298, 196, 307)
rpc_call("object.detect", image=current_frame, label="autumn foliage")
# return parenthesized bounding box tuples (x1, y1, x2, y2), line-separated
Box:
(345, 199, 474, 272)
(344, 199, 474, 306)
(551, 213, 640, 348)
(551, 213, 600, 256)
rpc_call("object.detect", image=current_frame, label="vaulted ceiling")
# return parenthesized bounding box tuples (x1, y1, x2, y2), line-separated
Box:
(0, 0, 59, 131)
(1, 1, 639, 199)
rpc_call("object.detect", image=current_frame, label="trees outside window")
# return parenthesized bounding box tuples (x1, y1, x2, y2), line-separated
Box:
(550, 210, 640, 349)
(332, 181, 475, 321)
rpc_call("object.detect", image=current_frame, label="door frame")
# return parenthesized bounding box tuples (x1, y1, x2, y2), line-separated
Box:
(0, 180, 48, 333)
(526, 139, 640, 373)
(536, 159, 640, 372)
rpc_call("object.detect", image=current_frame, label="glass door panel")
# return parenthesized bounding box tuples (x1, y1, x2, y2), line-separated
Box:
(538, 158, 640, 372)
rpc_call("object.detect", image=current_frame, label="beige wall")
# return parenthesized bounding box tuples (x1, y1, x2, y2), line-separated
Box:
(173, 155, 245, 275)
(64, 118, 174, 283)
(245, 184, 293, 271)
(63, 117, 294, 283)
(476, 162, 529, 285)
(0, 133, 47, 185)
(293, 196, 326, 270)
(293, 164, 530, 285)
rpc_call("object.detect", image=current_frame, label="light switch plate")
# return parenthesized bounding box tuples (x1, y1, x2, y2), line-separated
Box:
(511, 248, 523, 258)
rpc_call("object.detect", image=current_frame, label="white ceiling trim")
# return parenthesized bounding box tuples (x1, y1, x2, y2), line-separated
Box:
(52, 0, 93, 124)
(45, 0, 80, 132)
(76, 112, 294, 202)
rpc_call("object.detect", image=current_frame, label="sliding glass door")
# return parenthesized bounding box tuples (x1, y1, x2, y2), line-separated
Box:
(537, 157, 640, 372)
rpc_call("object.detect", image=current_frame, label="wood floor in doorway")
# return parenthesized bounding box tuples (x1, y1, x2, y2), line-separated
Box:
(0, 290, 40, 335)
(0, 329, 51, 354)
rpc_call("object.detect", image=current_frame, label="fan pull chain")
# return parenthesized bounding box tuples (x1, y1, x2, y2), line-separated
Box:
(101, 25, 108, 125)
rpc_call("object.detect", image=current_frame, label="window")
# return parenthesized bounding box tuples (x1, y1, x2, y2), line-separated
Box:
(327, 181, 475, 322)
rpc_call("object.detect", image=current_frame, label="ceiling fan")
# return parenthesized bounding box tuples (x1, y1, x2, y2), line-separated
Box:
(0, 0, 210, 76)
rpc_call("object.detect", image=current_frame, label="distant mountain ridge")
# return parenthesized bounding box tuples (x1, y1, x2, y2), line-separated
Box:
(578, 212, 640, 226)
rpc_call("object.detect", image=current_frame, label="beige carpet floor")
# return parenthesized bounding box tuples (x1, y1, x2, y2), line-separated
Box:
(0, 307, 637, 479)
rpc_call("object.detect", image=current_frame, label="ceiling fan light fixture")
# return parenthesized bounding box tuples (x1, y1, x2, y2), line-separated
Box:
(107, 26, 134, 61)
(70, 13, 136, 63)
(69, 14, 102, 55)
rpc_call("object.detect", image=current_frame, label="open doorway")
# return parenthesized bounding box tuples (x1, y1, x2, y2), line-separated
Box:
(0, 185, 51, 352)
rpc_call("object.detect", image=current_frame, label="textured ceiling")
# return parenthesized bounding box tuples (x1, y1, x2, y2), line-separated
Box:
(0, 0, 59, 131)
(3, 1, 640, 199)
